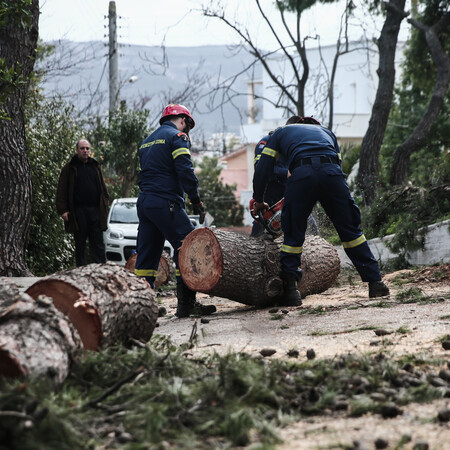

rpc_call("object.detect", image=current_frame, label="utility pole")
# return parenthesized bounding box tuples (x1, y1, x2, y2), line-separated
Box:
(247, 80, 262, 124)
(108, 1, 119, 112)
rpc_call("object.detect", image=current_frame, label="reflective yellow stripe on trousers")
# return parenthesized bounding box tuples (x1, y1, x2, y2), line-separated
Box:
(341, 234, 366, 249)
(281, 244, 303, 254)
(134, 269, 158, 277)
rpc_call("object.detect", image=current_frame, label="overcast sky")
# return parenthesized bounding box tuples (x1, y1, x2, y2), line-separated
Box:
(39, 0, 387, 49)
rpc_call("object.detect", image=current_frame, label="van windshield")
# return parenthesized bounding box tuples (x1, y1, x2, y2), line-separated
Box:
(110, 202, 138, 224)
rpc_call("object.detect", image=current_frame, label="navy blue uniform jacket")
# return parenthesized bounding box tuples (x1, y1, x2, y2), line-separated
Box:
(138, 121, 200, 204)
(253, 124, 341, 202)
(254, 134, 288, 206)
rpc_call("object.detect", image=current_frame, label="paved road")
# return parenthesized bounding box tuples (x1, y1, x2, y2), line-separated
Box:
(0, 277, 41, 292)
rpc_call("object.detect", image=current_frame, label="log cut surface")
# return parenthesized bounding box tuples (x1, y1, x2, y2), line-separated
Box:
(125, 251, 174, 288)
(179, 228, 224, 292)
(179, 228, 340, 307)
(0, 283, 82, 384)
(180, 228, 284, 307)
(26, 262, 159, 350)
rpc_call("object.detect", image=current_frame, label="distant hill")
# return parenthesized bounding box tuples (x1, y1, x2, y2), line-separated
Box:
(39, 40, 262, 140)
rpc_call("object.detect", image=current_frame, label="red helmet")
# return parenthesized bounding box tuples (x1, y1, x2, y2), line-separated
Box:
(159, 104, 195, 128)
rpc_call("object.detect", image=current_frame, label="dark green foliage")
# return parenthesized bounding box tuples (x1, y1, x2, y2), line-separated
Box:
(24, 42, 89, 275)
(364, 0, 450, 255)
(278, 0, 345, 15)
(0, 0, 36, 120)
(395, 287, 447, 304)
(26, 94, 86, 275)
(362, 184, 450, 259)
(0, 0, 34, 28)
(191, 155, 244, 227)
(0, 379, 87, 450)
(0, 338, 445, 449)
(341, 143, 361, 180)
(91, 103, 150, 200)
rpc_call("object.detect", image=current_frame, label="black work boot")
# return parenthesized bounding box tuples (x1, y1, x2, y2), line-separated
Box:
(368, 280, 390, 298)
(278, 272, 302, 306)
(176, 283, 216, 318)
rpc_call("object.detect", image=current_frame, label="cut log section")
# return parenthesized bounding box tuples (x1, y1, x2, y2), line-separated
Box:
(178, 228, 340, 307)
(297, 235, 341, 297)
(0, 283, 82, 384)
(125, 251, 174, 288)
(25, 262, 159, 351)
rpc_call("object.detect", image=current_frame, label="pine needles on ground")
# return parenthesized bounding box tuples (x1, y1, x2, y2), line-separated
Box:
(0, 336, 447, 449)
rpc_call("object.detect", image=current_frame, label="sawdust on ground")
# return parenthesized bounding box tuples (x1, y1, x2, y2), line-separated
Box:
(155, 264, 450, 450)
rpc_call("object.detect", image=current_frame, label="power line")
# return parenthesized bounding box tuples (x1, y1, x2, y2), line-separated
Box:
(74, 0, 105, 42)
(82, 56, 108, 114)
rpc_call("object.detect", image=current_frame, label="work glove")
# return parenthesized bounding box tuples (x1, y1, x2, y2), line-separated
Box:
(250, 198, 269, 217)
(192, 201, 206, 224)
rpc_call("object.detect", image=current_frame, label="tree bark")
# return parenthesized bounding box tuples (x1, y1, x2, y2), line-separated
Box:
(178, 228, 340, 307)
(357, 0, 406, 205)
(390, 12, 450, 185)
(0, 283, 82, 385)
(125, 251, 174, 288)
(0, 0, 39, 276)
(25, 262, 159, 351)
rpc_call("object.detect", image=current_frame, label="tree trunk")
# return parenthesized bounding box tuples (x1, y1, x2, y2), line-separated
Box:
(178, 228, 340, 307)
(357, 0, 406, 205)
(0, 0, 39, 276)
(296, 234, 341, 298)
(390, 12, 450, 185)
(0, 283, 82, 385)
(125, 251, 174, 288)
(25, 262, 159, 351)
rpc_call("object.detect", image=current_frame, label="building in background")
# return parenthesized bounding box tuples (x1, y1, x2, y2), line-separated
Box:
(219, 40, 406, 225)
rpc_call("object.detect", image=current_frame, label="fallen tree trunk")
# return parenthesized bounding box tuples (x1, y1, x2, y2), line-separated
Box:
(0, 283, 82, 385)
(178, 229, 340, 307)
(125, 251, 174, 288)
(25, 262, 159, 351)
(297, 235, 341, 298)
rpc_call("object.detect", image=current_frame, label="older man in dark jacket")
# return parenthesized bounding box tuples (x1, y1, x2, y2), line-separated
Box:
(56, 139, 110, 266)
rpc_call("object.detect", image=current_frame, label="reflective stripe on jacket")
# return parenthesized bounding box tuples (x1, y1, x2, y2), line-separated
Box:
(138, 121, 199, 205)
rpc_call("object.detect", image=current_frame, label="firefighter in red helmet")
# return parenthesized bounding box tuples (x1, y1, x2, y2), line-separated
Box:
(135, 104, 216, 318)
(159, 104, 196, 129)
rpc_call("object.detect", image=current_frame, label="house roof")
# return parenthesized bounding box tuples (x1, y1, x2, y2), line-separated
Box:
(219, 146, 247, 161)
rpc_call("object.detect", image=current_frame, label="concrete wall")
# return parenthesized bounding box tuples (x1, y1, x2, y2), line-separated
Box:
(335, 220, 450, 268)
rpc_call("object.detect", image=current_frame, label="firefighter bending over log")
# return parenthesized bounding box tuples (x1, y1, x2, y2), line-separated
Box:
(251, 116, 319, 238)
(134, 104, 216, 318)
(252, 116, 390, 306)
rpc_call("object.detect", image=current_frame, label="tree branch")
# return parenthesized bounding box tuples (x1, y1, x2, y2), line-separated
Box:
(390, 11, 450, 185)
(256, 0, 302, 88)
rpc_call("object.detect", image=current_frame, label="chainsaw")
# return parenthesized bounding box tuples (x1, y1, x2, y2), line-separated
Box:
(249, 197, 284, 237)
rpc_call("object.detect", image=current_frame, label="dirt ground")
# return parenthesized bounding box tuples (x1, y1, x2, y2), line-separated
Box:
(155, 264, 450, 450)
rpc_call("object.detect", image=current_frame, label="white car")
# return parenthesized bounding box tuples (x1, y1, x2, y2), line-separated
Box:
(104, 197, 202, 266)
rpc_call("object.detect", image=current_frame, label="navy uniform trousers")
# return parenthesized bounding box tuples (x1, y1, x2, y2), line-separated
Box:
(280, 157, 381, 282)
(135, 193, 194, 287)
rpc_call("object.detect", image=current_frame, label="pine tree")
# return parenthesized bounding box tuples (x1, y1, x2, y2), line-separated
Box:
(193, 156, 244, 227)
